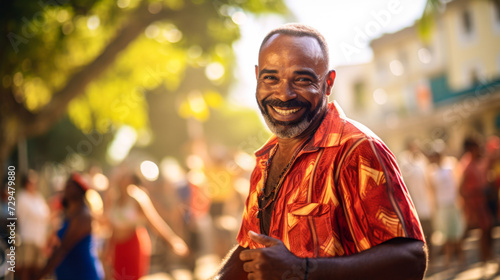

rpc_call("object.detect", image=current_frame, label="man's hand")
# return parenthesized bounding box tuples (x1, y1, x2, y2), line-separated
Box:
(239, 230, 304, 280)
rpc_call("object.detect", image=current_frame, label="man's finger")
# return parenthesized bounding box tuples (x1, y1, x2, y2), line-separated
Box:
(239, 248, 259, 261)
(242, 260, 261, 273)
(248, 230, 280, 247)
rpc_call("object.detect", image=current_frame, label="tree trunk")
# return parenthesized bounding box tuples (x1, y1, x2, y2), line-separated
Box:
(0, 120, 19, 184)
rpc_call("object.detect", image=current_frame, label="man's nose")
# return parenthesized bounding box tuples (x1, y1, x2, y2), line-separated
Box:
(274, 79, 297, 101)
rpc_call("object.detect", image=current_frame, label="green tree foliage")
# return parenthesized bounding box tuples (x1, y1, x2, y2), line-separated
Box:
(0, 0, 287, 173)
(416, 0, 441, 44)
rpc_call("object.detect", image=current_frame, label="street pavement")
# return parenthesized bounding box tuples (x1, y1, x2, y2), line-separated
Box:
(425, 227, 500, 280)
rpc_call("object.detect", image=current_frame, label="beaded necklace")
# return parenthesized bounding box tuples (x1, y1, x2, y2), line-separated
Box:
(257, 134, 313, 219)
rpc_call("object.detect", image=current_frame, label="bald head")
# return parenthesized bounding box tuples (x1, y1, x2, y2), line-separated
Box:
(258, 34, 328, 78)
(259, 23, 329, 68)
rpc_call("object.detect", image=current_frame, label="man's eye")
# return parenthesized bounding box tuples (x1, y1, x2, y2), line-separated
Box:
(263, 76, 278, 82)
(296, 77, 312, 84)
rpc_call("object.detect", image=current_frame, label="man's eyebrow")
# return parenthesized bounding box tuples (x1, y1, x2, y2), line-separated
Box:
(259, 69, 278, 77)
(294, 70, 319, 80)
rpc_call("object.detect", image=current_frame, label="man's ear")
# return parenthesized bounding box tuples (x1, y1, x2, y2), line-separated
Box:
(255, 65, 259, 80)
(326, 70, 336, 96)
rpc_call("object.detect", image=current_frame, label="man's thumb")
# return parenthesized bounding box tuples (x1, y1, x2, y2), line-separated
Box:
(249, 230, 280, 247)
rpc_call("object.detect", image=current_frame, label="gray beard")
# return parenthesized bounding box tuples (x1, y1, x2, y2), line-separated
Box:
(260, 96, 326, 139)
(262, 113, 311, 139)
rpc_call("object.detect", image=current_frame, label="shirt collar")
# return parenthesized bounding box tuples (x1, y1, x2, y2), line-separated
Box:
(255, 101, 346, 158)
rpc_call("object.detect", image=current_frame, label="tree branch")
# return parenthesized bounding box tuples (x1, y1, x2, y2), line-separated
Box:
(22, 0, 196, 137)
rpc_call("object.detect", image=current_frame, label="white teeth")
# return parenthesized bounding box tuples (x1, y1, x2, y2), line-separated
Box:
(272, 106, 300, 116)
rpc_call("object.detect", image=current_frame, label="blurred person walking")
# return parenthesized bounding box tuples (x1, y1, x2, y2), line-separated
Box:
(485, 136, 500, 225)
(36, 172, 104, 280)
(104, 169, 189, 280)
(16, 171, 50, 280)
(427, 149, 464, 267)
(459, 138, 495, 264)
(399, 139, 435, 257)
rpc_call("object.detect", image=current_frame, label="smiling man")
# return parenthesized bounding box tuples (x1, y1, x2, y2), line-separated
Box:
(213, 23, 427, 280)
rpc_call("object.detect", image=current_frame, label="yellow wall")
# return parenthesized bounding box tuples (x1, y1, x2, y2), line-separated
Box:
(444, 0, 500, 90)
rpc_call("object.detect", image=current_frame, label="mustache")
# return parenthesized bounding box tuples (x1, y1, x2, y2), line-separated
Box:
(261, 98, 311, 109)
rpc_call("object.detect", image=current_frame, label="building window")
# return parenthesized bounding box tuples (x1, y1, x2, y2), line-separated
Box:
(462, 62, 484, 88)
(494, 0, 500, 23)
(462, 10, 473, 35)
(492, 0, 500, 33)
(353, 81, 367, 111)
(470, 69, 480, 86)
(457, 7, 477, 45)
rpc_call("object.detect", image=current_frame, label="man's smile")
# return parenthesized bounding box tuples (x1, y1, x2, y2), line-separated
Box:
(268, 105, 305, 122)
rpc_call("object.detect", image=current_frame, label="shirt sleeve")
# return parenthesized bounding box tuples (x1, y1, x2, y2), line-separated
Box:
(337, 137, 425, 253)
(236, 191, 253, 248)
(236, 166, 264, 249)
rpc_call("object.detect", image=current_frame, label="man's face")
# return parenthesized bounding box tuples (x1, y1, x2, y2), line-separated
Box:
(255, 34, 332, 139)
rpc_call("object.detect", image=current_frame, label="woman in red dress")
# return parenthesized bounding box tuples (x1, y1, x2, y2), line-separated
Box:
(104, 170, 189, 280)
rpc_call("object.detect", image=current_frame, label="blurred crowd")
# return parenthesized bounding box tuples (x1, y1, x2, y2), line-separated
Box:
(1, 134, 499, 280)
(399, 135, 500, 272)
(0, 145, 253, 280)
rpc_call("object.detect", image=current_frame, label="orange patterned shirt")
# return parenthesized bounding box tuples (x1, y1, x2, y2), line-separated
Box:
(237, 101, 424, 258)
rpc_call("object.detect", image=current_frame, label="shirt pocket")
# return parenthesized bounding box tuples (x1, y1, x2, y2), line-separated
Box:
(286, 203, 333, 258)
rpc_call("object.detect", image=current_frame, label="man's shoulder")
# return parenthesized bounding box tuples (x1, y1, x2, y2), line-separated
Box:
(336, 117, 384, 148)
(324, 101, 382, 145)
(324, 115, 398, 168)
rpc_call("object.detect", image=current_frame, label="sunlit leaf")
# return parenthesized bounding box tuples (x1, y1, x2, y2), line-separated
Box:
(204, 90, 223, 108)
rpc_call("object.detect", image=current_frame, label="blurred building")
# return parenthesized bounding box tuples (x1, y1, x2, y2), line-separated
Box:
(334, 0, 500, 156)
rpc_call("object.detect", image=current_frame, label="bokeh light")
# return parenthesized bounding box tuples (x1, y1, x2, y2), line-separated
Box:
(107, 126, 137, 164)
(418, 48, 432, 64)
(389, 60, 404, 76)
(91, 173, 109, 191)
(205, 62, 225, 81)
(140, 160, 159, 181)
(373, 88, 388, 105)
(87, 15, 100, 30)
